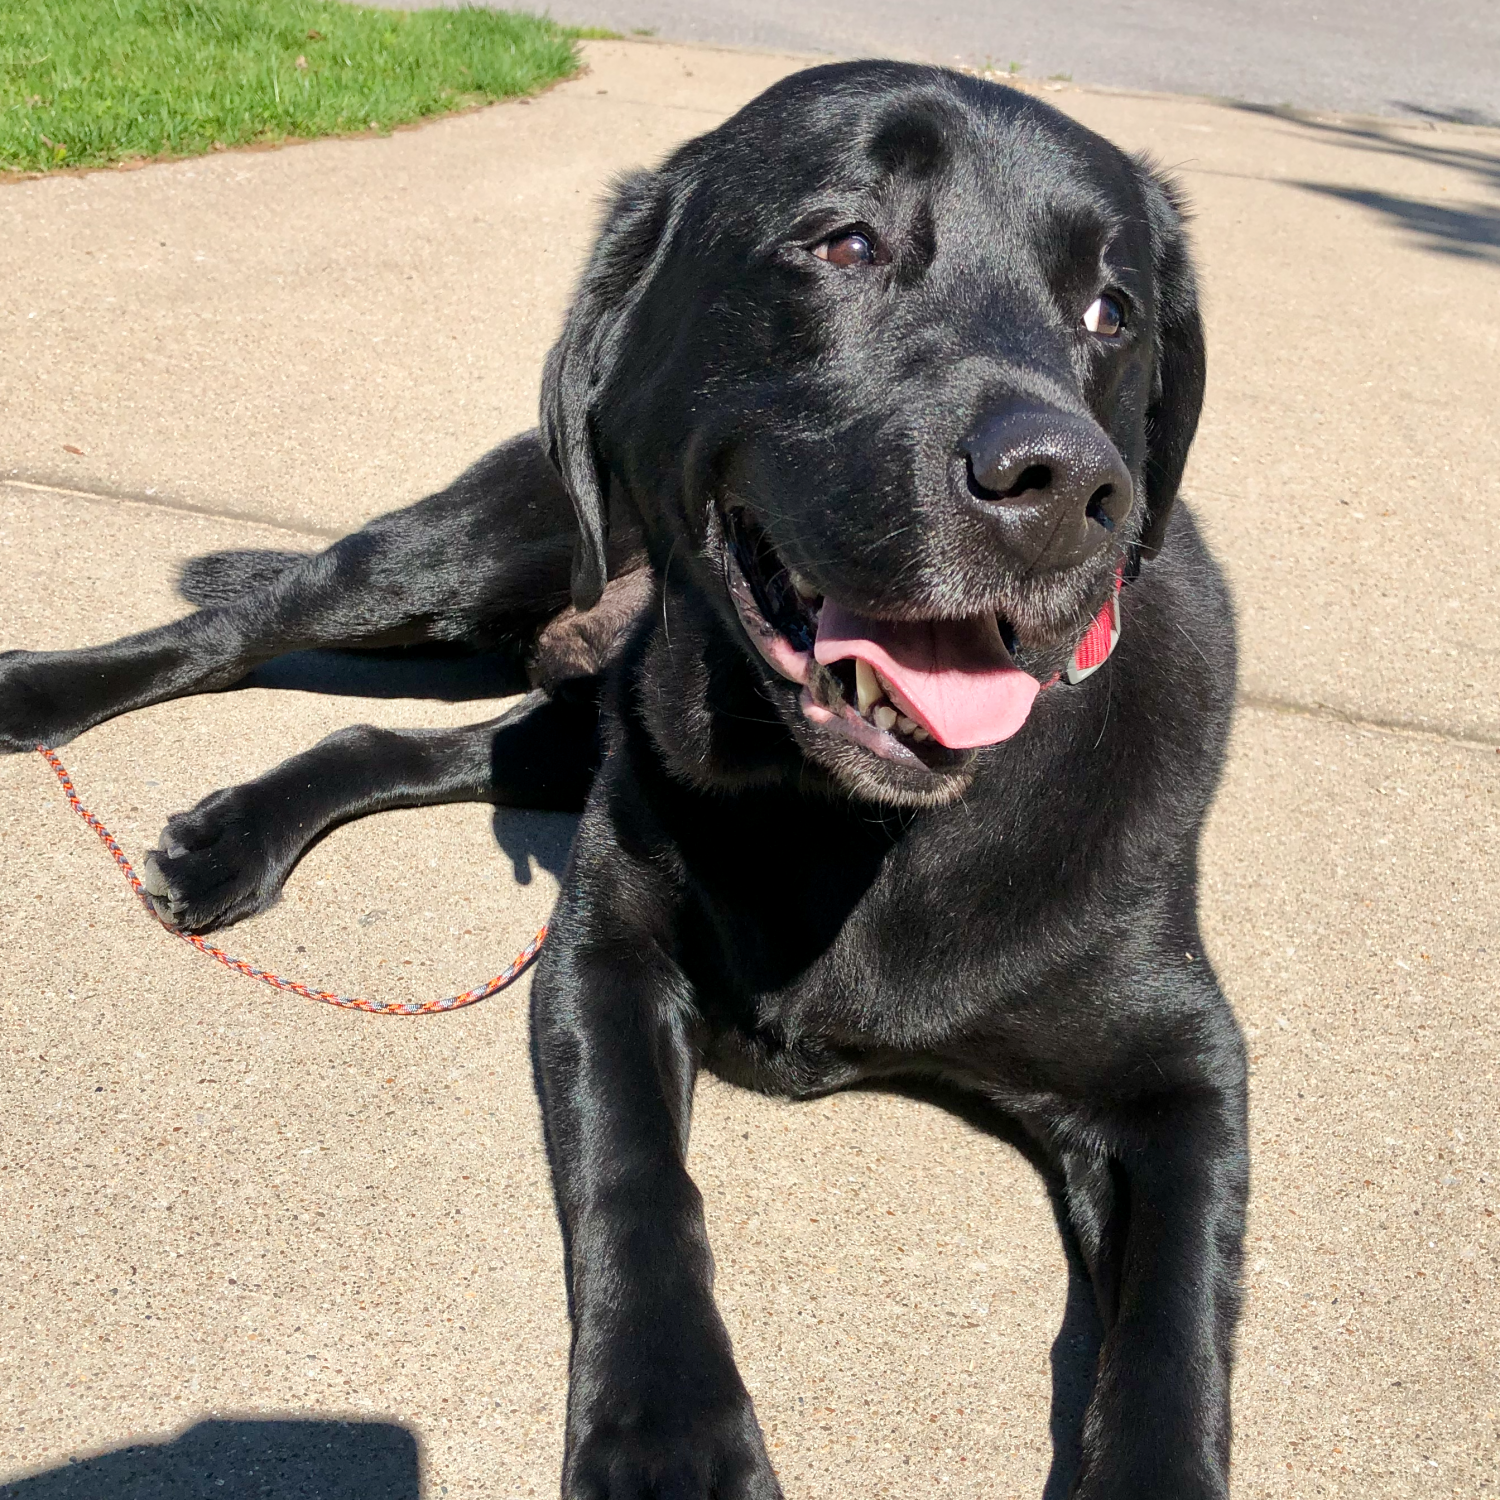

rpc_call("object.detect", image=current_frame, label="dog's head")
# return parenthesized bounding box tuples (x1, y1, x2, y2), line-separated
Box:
(542, 62, 1204, 807)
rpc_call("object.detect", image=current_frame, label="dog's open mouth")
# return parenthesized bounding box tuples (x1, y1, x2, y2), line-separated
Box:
(723, 506, 1045, 768)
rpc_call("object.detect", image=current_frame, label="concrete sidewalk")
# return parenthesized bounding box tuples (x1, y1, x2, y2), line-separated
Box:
(1, 40, 1496, 1499)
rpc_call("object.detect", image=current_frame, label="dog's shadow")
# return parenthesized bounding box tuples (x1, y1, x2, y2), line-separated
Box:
(236, 643, 525, 702)
(0, 1418, 419, 1499)
(860, 1078, 1104, 1500)
(491, 803, 576, 885)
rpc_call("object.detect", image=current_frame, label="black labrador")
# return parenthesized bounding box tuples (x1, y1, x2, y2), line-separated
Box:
(1, 63, 1246, 1499)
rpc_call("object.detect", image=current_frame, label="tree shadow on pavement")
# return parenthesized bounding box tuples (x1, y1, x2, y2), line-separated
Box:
(858, 1077, 1104, 1500)
(1230, 102, 1500, 264)
(1391, 102, 1500, 129)
(0, 1418, 419, 1499)
(1294, 183, 1500, 262)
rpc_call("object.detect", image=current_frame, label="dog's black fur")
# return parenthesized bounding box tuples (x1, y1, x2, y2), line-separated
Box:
(1, 64, 1246, 1499)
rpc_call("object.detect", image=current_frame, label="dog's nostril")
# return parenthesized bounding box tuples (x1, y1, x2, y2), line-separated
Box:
(1086, 485, 1116, 531)
(968, 456, 1054, 503)
(1005, 463, 1052, 499)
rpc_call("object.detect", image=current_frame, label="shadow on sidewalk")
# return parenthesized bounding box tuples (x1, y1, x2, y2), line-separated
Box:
(0, 1417, 419, 1499)
(1231, 102, 1500, 264)
(238, 643, 527, 702)
(492, 802, 576, 885)
(1391, 101, 1500, 129)
(1293, 182, 1500, 263)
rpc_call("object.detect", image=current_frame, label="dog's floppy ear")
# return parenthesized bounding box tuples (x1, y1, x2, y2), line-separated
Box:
(1135, 162, 1206, 562)
(541, 169, 681, 611)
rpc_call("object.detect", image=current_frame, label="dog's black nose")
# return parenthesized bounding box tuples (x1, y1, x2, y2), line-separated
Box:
(961, 403, 1133, 570)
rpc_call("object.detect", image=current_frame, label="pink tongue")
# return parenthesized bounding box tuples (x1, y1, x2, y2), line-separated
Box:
(813, 601, 1041, 749)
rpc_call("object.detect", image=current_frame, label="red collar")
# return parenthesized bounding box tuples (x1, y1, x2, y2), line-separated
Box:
(1064, 563, 1124, 684)
(1038, 560, 1126, 692)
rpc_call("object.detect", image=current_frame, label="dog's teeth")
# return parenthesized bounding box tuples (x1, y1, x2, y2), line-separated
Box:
(855, 658, 881, 716)
(873, 705, 898, 732)
(788, 570, 817, 600)
(896, 715, 917, 736)
(912, 726, 930, 742)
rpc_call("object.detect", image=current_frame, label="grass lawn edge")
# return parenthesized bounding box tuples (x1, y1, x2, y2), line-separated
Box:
(0, 57, 588, 187)
(2, 1, 598, 179)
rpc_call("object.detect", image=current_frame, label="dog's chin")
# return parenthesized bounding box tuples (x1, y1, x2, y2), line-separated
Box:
(715, 502, 1095, 810)
(788, 697, 980, 809)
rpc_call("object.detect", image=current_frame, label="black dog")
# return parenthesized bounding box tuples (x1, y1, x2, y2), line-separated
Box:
(1, 63, 1246, 1499)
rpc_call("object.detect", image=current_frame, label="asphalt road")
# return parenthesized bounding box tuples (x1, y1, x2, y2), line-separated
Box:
(391, 0, 1499, 122)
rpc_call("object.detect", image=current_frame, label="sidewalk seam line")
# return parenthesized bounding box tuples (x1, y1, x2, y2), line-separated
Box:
(1, 477, 342, 540)
(1237, 693, 1499, 751)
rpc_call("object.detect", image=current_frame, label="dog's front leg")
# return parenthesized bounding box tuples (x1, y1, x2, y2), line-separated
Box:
(0, 606, 281, 752)
(139, 688, 600, 931)
(0, 546, 420, 753)
(0, 432, 580, 752)
(531, 818, 781, 1500)
(1056, 1005, 1248, 1500)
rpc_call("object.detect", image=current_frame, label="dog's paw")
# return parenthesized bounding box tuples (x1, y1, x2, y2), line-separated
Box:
(0, 649, 91, 753)
(565, 1403, 781, 1500)
(563, 1341, 782, 1500)
(142, 786, 298, 932)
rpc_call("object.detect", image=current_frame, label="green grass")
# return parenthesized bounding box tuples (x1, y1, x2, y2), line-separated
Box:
(1, 0, 586, 174)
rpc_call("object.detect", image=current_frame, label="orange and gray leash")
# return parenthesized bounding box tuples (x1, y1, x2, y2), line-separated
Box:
(36, 745, 546, 1015)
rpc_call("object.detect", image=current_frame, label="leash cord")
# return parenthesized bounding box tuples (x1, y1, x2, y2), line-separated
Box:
(36, 745, 546, 1015)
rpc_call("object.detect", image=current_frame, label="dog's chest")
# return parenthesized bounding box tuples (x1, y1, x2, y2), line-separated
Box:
(671, 796, 1052, 1088)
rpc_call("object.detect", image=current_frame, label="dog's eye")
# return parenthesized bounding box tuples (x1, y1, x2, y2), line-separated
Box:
(1082, 294, 1125, 337)
(812, 231, 877, 268)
